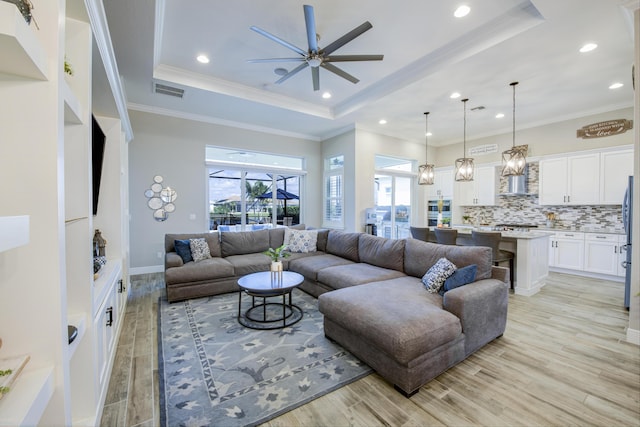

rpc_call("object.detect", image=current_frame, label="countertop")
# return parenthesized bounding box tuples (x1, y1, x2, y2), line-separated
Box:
(433, 226, 552, 240)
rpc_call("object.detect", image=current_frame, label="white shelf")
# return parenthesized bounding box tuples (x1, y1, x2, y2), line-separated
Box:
(0, 2, 47, 80)
(67, 312, 87, 359)
(63, 80, 83, 124)
(93, 260, 121, 312)
(0, 366, 54, 426)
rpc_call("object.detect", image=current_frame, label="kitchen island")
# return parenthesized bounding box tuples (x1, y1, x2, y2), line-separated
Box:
(428, 226, 552, 296)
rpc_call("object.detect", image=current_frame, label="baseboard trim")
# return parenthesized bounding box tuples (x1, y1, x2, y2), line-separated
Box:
(130, 265, 163, 275)
(626, 327, 640, 346)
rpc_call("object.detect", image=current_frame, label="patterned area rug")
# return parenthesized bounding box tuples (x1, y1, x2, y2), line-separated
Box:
(158, 289, 372, 427)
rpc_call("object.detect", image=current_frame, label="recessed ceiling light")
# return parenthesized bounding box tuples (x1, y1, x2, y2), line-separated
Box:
(322, 91, 332, 99)
(609, 82, 624, 89)
(495, 113, 505, 119)
(579, 43, 598, 53)
(379, 119, 387, 125)
(450, 92, 461, 99)
(454, 5, 470, 18)
(196, 54, 210, 64)
(425, 132, 433, 137)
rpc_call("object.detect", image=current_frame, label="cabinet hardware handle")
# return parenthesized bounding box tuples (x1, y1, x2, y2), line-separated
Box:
(614, 246, 617, 253)
(596, 236, 606, 239)
(621, 261, 629, 269)
(567, 196, 570, 203)
(118, 279, 126, 293)
(106, 307, 113, 327)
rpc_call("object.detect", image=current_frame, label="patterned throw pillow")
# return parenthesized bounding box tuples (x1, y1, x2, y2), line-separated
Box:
(422, 257, 457, 293)
(286, 229, 318, 253)
(189, 238, 211, 262)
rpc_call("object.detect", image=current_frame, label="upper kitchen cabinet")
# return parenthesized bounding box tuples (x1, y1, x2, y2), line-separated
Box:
(539, 148, 633, 206)
(600, 149, 634, 204)
(426, 168, 454, 200)
(455, 165, 498, 206)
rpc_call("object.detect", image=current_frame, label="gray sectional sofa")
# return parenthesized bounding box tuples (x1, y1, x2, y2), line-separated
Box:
(164, 227, 509, 396)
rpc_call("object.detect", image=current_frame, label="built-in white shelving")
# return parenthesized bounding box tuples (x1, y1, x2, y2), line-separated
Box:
(0, 366, 54, 427)
(0, 2, 47, 80)
(0, 216, 29, 253)
(63, 80, 83, 125)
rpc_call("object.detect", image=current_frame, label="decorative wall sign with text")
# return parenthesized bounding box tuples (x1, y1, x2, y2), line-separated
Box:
(577, 119, 633, 139)
(469, 144, 498, 156)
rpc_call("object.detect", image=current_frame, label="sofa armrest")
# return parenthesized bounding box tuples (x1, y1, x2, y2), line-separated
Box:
(443, 278, 508, 356)
(165, 252, 183, 269)
(491, 265, 509, 283)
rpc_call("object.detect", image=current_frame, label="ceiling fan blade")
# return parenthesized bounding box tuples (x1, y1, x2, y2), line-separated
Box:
(250, 26, 307, 56)
(247, 58, 306, 63)
(303, 5, 318, 53)
(324, 54, 384, 62)
(321, 62, 359, 84)
(275, 62, 309, 84)
(312, 67, 320, 91)
(321, 21, 373, 55)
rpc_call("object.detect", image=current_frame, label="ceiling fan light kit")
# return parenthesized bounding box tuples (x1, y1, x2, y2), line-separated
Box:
(501, 81, 527, 176)
(248, 4, 383, 91)
(455, 98, 475, 182)
(418, 112, 435, 186)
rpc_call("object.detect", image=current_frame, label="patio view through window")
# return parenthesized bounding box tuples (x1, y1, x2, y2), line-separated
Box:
(374, 155, 414, 239)
(323, 155, 344, 228)
(206, 147, 304, 231)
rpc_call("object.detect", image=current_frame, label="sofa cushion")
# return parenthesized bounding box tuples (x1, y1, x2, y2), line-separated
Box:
(319, 280, 462, 365)
(269, 227, 285, 249)
(317, 263, 406, 290)
(224, 253, 271, 276)
(174, 239, 193, 263)
(404, 239, 492, 280)
(287, 253, 354, 282)
(285, 229, 318, 253)
(439, 264, 478, 295)
(165, 257, 234, 285)
(422, 258, 457, 293)
(326, 230, 360, 262)
(358, 233, 405, 272)
(165, 233, 221, 258)
(190, 238, 212, 262)
(221, 229, 270, 257)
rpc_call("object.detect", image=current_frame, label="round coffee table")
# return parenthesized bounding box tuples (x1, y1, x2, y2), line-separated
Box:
(237, 271, 304, 330)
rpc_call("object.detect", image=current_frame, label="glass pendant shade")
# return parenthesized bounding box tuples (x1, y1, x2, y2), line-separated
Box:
(501, 81, 527, 176)
(455, 98, 474, 182)
(418, 111, 435, 185)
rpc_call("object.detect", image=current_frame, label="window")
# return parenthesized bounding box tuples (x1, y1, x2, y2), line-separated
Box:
(374, 155, 415, 239)
(207, 147, 304, 230)
(323, 155, 344, 228)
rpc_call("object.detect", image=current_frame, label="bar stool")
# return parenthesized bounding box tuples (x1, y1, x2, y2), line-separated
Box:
(434, 228, 458, 245)
(409, 226, 430, 242)
(471, 230, 515, 288)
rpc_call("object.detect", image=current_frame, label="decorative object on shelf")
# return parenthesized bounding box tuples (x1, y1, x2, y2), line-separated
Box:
(0, 354, 30, 400)
(418, 112, 435, 185)
(93, 229, 106, 257)
(144, 175, 177, 221)
(64, 56, 73, 76)
(546, 212, 556, 228)
(462, 215, 471, 224)
(68, 325, 78, 344)
(501, 82, 527, 176)
(2, 0, 38, 28)
(454, 98, 474, 182)
(93, 255, 106, 277)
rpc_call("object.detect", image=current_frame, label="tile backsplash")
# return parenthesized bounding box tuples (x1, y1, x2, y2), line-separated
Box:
(462, 162, 624, 231)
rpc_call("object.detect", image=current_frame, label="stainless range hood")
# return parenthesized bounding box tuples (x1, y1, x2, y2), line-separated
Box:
(499, 164, 536, 196)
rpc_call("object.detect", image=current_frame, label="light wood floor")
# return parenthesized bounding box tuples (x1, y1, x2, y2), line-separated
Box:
(100, 272, 640, 427)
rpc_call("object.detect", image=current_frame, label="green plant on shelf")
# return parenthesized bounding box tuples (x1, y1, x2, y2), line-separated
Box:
(64, 57, 73, 76)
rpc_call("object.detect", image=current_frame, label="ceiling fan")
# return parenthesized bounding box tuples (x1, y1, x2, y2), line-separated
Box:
(248, 4, 383, 91)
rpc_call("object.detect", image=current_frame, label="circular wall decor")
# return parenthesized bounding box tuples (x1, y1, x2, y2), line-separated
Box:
(144, 176, 178, 221)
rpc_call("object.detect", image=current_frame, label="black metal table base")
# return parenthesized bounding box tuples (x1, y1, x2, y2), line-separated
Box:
(237, 290, 303, 330)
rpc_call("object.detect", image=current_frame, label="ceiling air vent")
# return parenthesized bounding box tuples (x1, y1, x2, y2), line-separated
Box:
(154, 83, 184, 98)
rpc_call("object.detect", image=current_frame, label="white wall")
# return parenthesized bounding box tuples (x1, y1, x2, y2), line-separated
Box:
(321, 129, 356, 230)
(127, 110, 322, 271)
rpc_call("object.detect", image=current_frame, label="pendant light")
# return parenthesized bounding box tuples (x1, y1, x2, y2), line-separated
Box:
(454, 98, 474, 181)
(418, 112, 435, 185)
(501, 81, 527, 176)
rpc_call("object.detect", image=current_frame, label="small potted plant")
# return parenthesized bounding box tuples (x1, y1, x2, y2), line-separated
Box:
(264, 244, 290, 273)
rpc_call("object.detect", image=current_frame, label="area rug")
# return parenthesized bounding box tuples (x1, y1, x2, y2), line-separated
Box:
(158, 289, 372, 427)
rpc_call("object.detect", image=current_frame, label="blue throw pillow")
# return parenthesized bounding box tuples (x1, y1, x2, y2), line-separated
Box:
(174, 239, 193, 263)
(439, 264, 477, 295)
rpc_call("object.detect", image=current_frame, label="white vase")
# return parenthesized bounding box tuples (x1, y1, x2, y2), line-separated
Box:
(270, 261, 283, 272)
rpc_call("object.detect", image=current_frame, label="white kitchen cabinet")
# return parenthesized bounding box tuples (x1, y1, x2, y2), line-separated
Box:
(549, 231, 585, 270)
(454, 165, 497, 206)
(584, 233, 620, 276)
(539, 154, 599, 205)
(600, 149, 634, 204)
(426, 169, 454, 200)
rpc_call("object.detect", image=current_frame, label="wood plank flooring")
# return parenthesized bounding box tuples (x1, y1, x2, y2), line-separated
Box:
(100, 272, 640, 427)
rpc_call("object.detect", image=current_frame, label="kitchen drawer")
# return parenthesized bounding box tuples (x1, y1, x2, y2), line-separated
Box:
(554, 231, 584, 240)
(584, 233, 619, 243)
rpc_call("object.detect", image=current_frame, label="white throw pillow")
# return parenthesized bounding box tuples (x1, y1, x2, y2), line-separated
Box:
(421, 257, 457, 293)
(189, 238, 212, 262)
(285, 229, 318, 253)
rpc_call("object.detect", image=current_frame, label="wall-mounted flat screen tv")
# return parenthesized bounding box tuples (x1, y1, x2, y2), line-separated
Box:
(92, 115, 106, 216)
